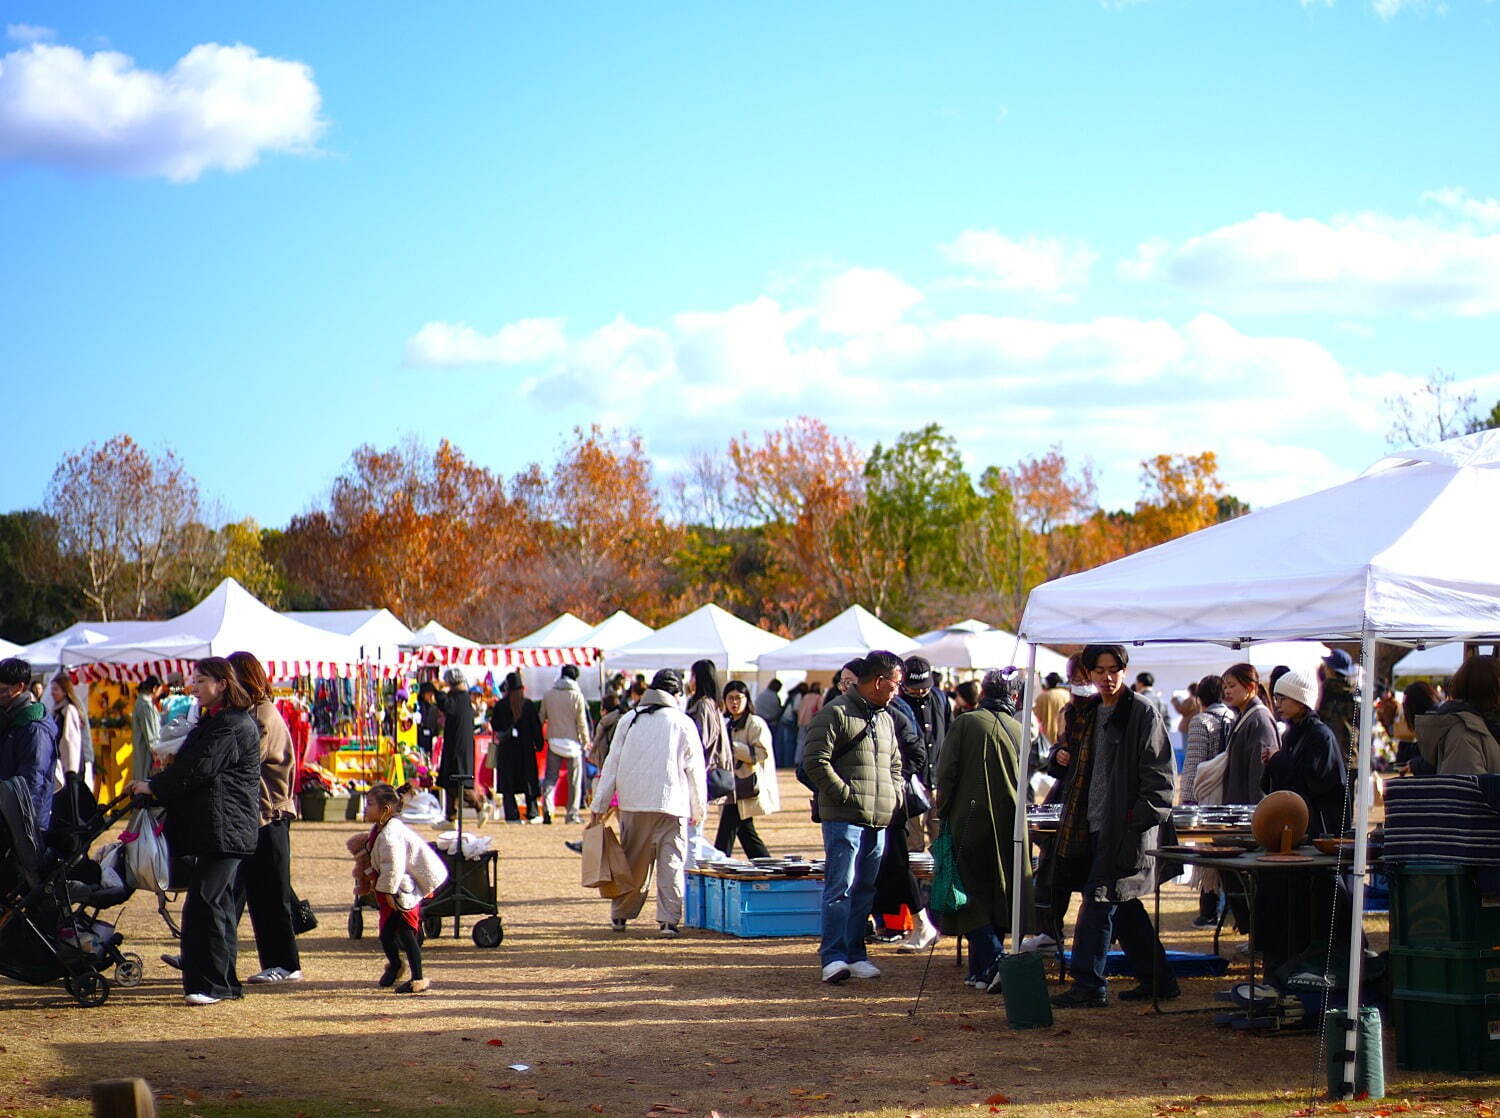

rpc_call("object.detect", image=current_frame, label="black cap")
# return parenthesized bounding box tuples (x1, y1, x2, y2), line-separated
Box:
(903, 655, 933, 688)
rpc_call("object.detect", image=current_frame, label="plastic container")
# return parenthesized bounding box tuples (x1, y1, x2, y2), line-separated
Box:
(1391, 989, 1500, 1076)
(684, 872, 704, 929)
(1388, 864, 1500, 949)
(719, 876, 822, 937)
(700, 874, 726, 933)
(1390, 945, 1500, 997)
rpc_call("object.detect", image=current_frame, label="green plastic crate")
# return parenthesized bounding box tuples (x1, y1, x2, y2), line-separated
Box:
(1390, 945, 1500, 997)
(1391, 989, 1500, 1076)
(1389, 864, 1500, 949)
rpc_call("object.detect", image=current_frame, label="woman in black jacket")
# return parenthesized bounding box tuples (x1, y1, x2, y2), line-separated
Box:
(1264, 670, 1346, 838)
(130, 657, 261, 1005)
(489, 673, 545, 822)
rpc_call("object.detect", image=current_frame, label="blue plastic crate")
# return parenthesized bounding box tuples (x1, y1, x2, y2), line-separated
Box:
(720, 876, 823, 938)
(701, 874, 727, 932)
(684, 872, 705, 928)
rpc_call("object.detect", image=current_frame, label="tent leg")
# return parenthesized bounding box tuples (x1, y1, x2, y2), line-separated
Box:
(1339, 631, 1377, 1098)
(1010, 644, 1038, 955)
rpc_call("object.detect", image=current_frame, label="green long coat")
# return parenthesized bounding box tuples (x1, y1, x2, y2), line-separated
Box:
(934, 706, 1031, 936)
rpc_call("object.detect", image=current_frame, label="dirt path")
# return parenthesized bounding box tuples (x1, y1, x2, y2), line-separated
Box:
(0, 775, 1487, 1117)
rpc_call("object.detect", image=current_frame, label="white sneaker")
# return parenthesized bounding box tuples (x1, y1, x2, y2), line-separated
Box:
(527, 815, 545, 825)
(895, 925, 940, 953)
(821, 961, 852, 984)
(1020, 933, 1057, 954)
(848, 961, 881, 979)
(184, 993, 221, 1006)
(247, 967, 302, 984)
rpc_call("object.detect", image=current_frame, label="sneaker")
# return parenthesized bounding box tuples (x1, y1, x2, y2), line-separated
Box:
(564, 840, 584, 854)
(821, 961, 852, 984)
(848, 961, 881, 979)
(246, 967, 302, 984)
(895, 925, 940, 953)
(610, 918, 628, 933)
(161, 953, 182, 971)
(527, 815, 545, 825)
(394, 978, 430, 994)
(964, 976, 988, 989)
(565, 812, 582, 824)
(1050, 986, 1108, 1009)
(1191, 915, 1219, 929)
(1118, 982, 1180, 1002)
(872, 930, 905, 944)
(378, 960, 407, 988)
(1019, 933, 1057, 954)
(183, 993, 221, 1006)
(658, 922, 681, 938)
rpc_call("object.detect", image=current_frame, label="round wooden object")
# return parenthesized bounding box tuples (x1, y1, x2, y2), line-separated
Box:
(1251, 790, 1309, 853)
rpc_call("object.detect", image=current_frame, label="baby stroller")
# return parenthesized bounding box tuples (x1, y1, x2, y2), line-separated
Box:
(0, 775, 146, 1007)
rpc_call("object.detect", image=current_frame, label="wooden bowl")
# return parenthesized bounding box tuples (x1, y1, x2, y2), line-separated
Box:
(1313, 837, 1354, 855)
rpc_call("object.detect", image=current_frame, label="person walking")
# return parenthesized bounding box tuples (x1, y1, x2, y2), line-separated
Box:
(539, 664, 591, 824)
(686, 659, 733, 857)
(714, 681, 777, 859)
(227, 651, 302, 985)
(803, 651, 905, 984)
(437, 668, 487, 824)
(490, 673, 545, 822)
(588, 669, 705, 935)
(1049, 645, 1178, 1008)
(128, 657, 261, 1006)
(49, 673, 93, 788)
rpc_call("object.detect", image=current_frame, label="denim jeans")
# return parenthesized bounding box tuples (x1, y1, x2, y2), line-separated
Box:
(966, 924, 1005, 981)
(1069, 895, 1173, 994)
(819, 821, 886, 966)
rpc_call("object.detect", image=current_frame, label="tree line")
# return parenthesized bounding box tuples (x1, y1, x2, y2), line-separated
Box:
(1, 421, 1247, 645)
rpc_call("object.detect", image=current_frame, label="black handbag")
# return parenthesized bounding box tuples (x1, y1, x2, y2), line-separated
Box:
(706, 767, 736, 801)
(734, 769, 759, 800)
(291, 893, 318, 935)
(905, 774, 932, 818)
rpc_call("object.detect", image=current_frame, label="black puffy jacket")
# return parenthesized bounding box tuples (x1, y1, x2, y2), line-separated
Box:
(149, 707, 261, 857)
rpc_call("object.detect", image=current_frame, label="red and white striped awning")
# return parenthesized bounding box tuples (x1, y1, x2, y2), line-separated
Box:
(70, 658, 392, 684)
(400, 646, 600, 669)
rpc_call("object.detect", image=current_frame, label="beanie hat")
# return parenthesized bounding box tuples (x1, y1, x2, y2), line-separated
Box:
(443, 667, 467, 687)
(1273, 669, 1318, 712)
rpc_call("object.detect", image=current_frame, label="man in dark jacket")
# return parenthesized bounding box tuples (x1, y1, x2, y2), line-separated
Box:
(1050, 644, 1178, 1008)
(437, 668, 487, 823)
(803, 651, 905, 985)
(1318, 650, 1360, 767)
(0, 658, 57, 832)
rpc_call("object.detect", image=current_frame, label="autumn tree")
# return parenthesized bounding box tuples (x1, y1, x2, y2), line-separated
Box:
(43, 435, 203, 620)
(990, 447, 1101, 623)
(1131, 452, 1227, 549)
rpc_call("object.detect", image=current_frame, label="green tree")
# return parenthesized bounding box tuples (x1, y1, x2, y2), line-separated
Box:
(0, 511, 84, 643)
(1467, 400, 1500, 434)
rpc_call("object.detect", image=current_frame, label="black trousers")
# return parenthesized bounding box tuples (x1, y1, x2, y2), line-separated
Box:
(235, 817, 300, 973)
(872, 817, 923, 917)
(182, 853, 246, 999)
(380, 914, 423, 979)
(714, 802, 770, 859)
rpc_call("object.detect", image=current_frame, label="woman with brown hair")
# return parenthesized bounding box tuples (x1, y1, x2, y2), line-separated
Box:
(129, 657, 261, 1005)
(49, 672, 93, 787)
(1416, 655, 1500, 774)
(227, 651, 302, 984)
(1220, 663, 1278, 805)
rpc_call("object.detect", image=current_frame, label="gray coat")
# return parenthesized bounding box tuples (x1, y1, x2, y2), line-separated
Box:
(803, 691, 903, 828)
(1224, 698, 1277, 805)
(1080, 688, 1175, 903)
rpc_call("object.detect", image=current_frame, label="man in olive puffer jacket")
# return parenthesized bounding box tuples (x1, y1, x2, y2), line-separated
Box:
(803, 650, 905, 984)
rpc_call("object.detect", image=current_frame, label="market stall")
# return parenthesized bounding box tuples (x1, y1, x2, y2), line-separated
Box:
(756, 604, 916, 672)
(609, 603, 788, 676)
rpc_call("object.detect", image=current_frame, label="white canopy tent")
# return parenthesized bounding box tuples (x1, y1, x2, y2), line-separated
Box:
(609, 603, 788, 674)
(400, 620, 480, 651)
(513, 612, 595, 647)
(20, 620, 169, 674)
(918, 626, 1069, 680)
(1391, 642, 1465, 679)
(580, 610, 654, 653)
(0, 637, 21, 658)
(757, 605, 917, 672)
(1015, 431, 1500, 1092)
(61, 578, 366, 679)
(284, 609, 413, 660)
(1127, 640, 1331, 713)
(913, 618, 995, 645)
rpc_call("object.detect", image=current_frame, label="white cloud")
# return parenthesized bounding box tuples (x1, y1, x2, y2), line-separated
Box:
(1372, 0, 1444, 17)
(405, 318, 568, 366)
(816, 268, 922, 336)
(1423, 186, 1500, 227)
(1124, 206, 1500, 316)
(940, 229, 1098, 297)
(5, 24, 53, 43)
(0, 41, 325, 181)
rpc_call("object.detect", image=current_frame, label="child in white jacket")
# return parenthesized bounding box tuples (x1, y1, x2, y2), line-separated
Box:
(353, 784, 448, 993)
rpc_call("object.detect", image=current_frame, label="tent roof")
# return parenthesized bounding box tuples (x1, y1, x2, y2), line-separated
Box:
(758, 605, 917, 671)
(513, 612, 595, 647)
(1020, 430, 1500, 645)
(580, 611, 654, 653)
(608, 604, 788, 673)
(60, 579, 362, 669)
(401, 620, 480, 650)
(1393, 642, 1465, 678)
(21, 619, 170, 672)
(914, 619, 995, 645)
(284, 609, 413, 652)
(919, 627, 1070, 677)
(0, 637, 22, 658)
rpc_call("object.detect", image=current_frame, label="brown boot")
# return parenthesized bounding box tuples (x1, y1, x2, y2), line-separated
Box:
(394, 977, 430, 994)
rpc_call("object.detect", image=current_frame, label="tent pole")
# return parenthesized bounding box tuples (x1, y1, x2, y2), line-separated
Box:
(1340, 630, 1377, 1096)
(1010, 642, 1038, 954)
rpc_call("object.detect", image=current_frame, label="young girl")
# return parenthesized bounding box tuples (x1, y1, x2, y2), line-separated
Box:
(351, 783, 448, 993)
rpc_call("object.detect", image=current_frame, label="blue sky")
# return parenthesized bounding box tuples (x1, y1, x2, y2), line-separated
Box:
(4, 0, 1499, 526)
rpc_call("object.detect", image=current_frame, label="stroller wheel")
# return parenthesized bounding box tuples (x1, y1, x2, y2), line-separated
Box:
(348, 908, 363, 939)
(115, 953, 145, 987)
(422, 914, 443, 940)
(65, 971, 110, 1008)
(472, 916, 503, 948)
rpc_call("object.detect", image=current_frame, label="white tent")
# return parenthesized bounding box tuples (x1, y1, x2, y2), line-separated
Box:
(512, 612, 595, 647)
(609, 603, 788, 673)
(1126, 640, 1331, 710)
(581, 611, 654, 653)
(1392, 642, 1465, 678)
(919, 627, 1069, 680)
(914, 618, 995, 645)
(757, 605, 917, 672)
(20, 620, 169, 674)
(400, 620, 480, 650)
(1016, 431, 1500, 1091)
(0, 637, 20, 658)
(61, 579, 364, 678)
(284, 609, 413, 658)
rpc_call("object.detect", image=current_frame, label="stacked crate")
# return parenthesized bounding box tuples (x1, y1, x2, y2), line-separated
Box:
(1388, 864, 1500, 1075)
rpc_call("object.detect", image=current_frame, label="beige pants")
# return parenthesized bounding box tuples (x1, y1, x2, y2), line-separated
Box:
(906, 810, 939, 853)
(611, 810, 688, 925)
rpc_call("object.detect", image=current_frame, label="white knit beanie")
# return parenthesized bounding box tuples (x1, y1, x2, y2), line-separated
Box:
(1273, 669, 1318, 712)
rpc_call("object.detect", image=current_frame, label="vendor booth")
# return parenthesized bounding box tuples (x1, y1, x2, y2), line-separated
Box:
(918, 625, 1069, 681)
(284, 608, 414, 660)
(401, 619, 480, 650)
(756, 604, 916, 672)
(609, 603, 788, 675)
(1015, 431, 1500, 1092)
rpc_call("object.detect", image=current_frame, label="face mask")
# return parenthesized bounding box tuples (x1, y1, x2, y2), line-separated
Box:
(1069, 683, 1096, 698)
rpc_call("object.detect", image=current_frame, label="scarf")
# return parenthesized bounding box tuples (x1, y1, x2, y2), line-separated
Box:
(1055, 698, 1101, 860)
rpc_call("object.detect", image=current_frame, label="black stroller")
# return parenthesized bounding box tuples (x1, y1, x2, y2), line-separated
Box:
(0, 775, 146, 1007)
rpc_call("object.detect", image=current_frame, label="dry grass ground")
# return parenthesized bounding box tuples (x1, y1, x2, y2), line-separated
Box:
(2, 773, 1496, 1118)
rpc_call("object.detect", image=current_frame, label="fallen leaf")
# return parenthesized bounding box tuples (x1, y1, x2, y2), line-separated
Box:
(225, 1091, 244, 1100)
(959, 1024, 977, 1032)
(589, 1106, 605, 1113)
(486, 1039, 505, 1047)
(1192, 1097, 1214, 1104)
(986, 1093, 1010, 1105)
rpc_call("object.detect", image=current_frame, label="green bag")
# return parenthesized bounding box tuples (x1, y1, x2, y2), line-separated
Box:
(930, 826, 968, 914)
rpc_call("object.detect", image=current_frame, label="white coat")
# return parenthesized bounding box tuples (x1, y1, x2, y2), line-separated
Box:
(589, 689, 706, 822)
(372, 817, 449, 910)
